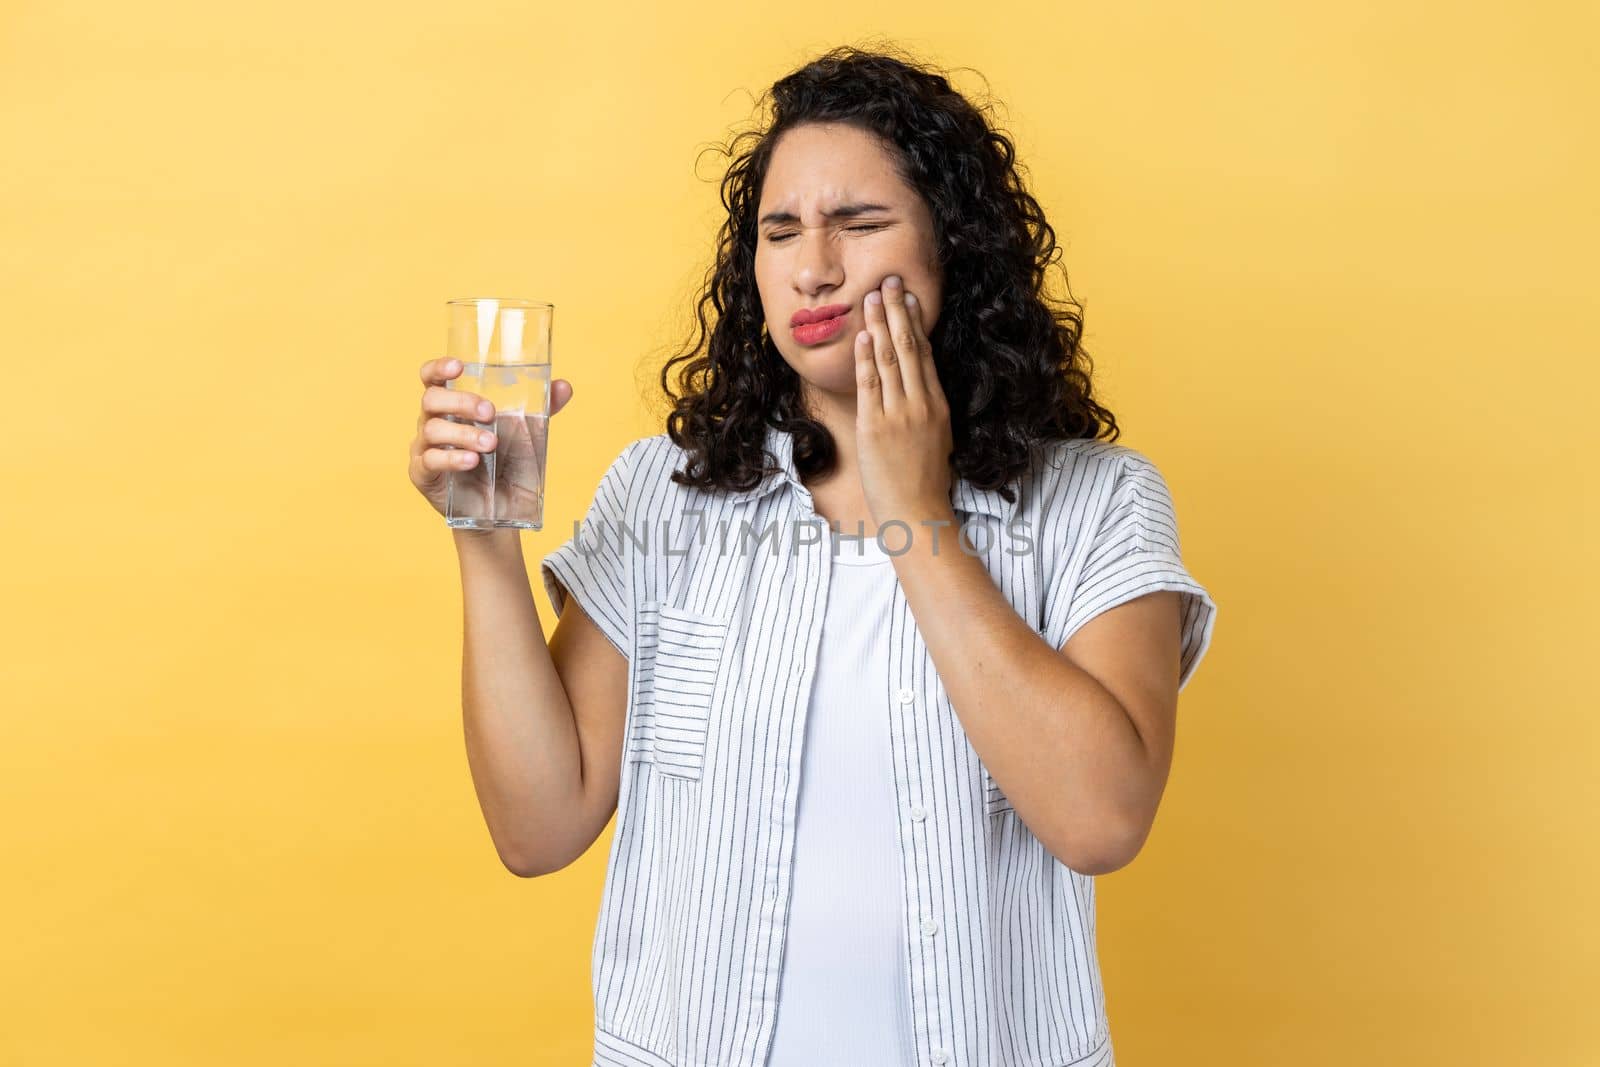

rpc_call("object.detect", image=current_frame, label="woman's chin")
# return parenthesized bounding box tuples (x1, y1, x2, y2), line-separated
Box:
(806, 372, 862, 400)
(786, 350, 859, 393)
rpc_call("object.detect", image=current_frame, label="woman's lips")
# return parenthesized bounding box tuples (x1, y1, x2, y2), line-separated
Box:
(790, 310, 850, 345)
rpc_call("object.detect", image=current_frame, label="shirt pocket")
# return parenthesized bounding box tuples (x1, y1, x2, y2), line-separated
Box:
(629, 600, 730, 782)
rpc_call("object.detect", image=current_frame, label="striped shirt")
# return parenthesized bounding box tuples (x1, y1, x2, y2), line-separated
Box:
(539, 423, 1218, 1067)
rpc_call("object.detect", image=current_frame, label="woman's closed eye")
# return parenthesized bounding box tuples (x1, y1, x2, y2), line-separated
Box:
(766, 224, 885, 243)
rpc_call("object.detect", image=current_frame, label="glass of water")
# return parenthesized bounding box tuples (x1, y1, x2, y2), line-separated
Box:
(442, 297, 553, 530)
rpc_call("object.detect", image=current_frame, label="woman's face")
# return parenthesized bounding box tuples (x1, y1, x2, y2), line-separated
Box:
(754, 121, 943, 399)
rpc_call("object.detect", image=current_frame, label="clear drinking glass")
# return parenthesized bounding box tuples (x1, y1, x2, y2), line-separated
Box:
(442, 297, 553, 530)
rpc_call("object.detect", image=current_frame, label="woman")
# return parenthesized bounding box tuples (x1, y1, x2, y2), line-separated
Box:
(409, 45, 1217, 1067)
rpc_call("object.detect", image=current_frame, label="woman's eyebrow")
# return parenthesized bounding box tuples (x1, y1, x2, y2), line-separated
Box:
(758, 202, 893, 226)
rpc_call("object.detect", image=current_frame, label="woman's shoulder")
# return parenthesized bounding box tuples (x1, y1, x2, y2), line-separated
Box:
(1037, 435, 1140, 467)
(1025, 435, 1156, 496)
(1038, 433, 1201, 553)
(630, 431, 682, 463)
(587, 433, 676, 476)
(1017, 435, 1188, 534)
(599, 432, 704, 512)
(616, 432, 687, 485)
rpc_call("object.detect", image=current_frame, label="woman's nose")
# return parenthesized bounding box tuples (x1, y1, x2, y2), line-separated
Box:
(792, 230, 843, 290)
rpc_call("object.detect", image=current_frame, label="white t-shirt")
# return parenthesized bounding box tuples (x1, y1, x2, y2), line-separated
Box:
(766, 528, 916, 1066)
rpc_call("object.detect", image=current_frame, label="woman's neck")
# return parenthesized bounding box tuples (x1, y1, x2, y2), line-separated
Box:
(796, 392, 875, 535)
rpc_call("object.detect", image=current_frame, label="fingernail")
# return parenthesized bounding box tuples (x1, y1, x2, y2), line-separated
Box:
(447, 359, 460, 371)
(477, 401, 492, 418)
(478, 431, 494, 447)
(885, 275, 902, 289)
(905, 293, 917, 306)
(866, 291, 882, 305)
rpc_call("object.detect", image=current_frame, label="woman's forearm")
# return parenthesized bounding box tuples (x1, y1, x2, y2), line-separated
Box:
(453, 528, 586, 876)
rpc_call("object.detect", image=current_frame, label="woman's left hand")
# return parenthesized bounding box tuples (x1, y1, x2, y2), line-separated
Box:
(855, 274, 956, 528)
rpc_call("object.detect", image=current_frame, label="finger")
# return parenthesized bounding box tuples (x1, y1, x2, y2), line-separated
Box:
(424, 416, 498, 453)
(864, 288, 904, 412)
(421, 357, 465, 387)
(420, 446, 481, 472)
(879, 276, 927, 409)
(413, 414, 492, 473)
(422, 383, 495, 423)
(904, 292, 948, 408)
(854, 327, 882, 414)
(550, 379, 574, 417)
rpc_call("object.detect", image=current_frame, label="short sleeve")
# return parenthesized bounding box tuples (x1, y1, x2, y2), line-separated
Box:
(539, 439, 640, 660)
(1043, 453, 1218, 692)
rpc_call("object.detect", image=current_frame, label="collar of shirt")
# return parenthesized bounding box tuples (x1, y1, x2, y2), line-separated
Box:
(720, 422, 1020, 524)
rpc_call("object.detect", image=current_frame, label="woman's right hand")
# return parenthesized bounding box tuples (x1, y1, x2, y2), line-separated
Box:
(409, 357, 573, 519)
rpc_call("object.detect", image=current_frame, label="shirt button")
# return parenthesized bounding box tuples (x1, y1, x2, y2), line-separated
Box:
(921, 917, 939, 936)
(897, 687, 915, 704)
(931, 1050, 950, 1064)
(909, 805, 927, 822)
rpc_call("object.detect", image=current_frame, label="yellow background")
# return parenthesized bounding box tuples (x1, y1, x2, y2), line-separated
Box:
(3, 1, 1594, 1064)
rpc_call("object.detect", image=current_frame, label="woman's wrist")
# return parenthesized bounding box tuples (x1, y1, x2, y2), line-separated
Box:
(452, 525, 526, 567)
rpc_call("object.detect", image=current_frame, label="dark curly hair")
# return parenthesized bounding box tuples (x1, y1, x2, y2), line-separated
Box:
(659, 43, 1119, 503)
